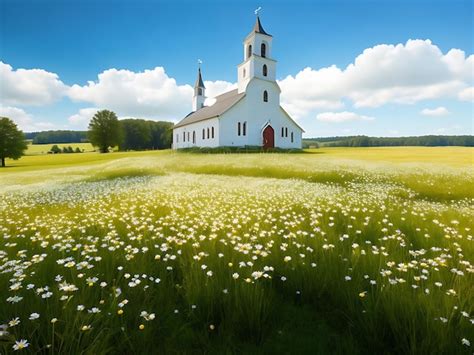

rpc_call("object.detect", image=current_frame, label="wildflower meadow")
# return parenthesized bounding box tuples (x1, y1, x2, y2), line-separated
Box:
(0, 148, 472, 353)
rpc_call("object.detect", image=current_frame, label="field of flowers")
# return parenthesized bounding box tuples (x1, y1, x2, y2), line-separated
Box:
(0, 148, 473, 353)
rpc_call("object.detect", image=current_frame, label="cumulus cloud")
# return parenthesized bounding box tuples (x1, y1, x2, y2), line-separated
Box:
(279, 39, 473, 118)
(68, 67, 194, 120)
(0, 62, 67, 106)
(68, 107, 99, 128)
(316, 111, 375, 123)
(458, 87, 474, 102)
(204, 80, 237, 106)
(0, 105, 56, 131)
(420, 106, 450, 116)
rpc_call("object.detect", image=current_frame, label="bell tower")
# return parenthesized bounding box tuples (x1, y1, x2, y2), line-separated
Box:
(237, 15, 276, 93)
(193, 67, 206, 111)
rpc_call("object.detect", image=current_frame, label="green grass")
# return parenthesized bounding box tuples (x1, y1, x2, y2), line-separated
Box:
(25, 142, 95, 155)
(0, 147, 472, 354)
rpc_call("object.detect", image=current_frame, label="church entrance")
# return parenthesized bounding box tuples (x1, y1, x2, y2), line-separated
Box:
(262, 125, 274, 149)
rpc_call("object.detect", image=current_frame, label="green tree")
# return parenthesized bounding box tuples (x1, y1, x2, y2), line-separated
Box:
(50, 144, 61, 154)
(0, 117, 28, 167)
(88, 110, 122, 153)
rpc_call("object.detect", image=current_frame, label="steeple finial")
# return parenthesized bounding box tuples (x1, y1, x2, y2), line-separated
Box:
(251, 8, 271, 36)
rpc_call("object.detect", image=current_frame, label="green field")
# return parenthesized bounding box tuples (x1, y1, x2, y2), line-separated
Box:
(0, 148, 473, 353)
(25, 143, 95, 155)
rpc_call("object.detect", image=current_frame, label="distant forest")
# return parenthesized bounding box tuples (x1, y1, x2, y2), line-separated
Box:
(26, 130, 88, 144)
(25, 119, 174, 150)
(303, 135, 474, 148)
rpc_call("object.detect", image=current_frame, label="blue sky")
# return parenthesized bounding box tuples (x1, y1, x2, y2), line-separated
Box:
(0, 0, 472, 137)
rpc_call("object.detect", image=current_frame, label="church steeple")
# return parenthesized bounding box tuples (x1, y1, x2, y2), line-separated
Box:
(237, 14, 276, 93)
(193, 67, 206, 111)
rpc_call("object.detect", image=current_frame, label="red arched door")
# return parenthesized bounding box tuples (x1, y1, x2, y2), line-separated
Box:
(262, 125, 274, 149)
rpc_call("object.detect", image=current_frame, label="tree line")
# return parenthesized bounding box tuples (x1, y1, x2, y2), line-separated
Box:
(303, 135, 474, 148)
(87, 110, 173, 152)
(26, 130, 88, 144)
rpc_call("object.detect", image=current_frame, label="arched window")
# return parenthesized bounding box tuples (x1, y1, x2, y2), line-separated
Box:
(237, 122, 241, 136)
(281, 127, 284, 137)
(183, 132, 185, 142)
(263, 90, 268, 102)
(285, 127, 288, 137)
(247, 44, 252, 59)
(291, 132, 294, 143)
(263, 64, 267, 77)
(261, 43, 266, 57)
(243, 68, 246, 78)
(202, 128, 205, 139)
(207, 128, 210, 139)
(193, 131, 196, 144)
(211, 127, 214, 138)
(198, 88, 203, 96)
(243, 122, 247, 136)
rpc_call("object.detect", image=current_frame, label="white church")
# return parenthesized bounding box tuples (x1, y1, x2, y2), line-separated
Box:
(172, 15, 304, 149)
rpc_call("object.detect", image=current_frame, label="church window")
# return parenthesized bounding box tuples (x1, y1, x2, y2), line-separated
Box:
(212, 127, 215, 138)
(243, 122, 247, 136)
(285, 127, 288, 137)
(187, 132, 190, 141)
(243, 68, 246, 77)
(237, 122, 241, 136)
(261, 43, 266, 58)
(263, 64, 267, 77)
(198, 88, 203, 96)
(183, 132, 185, 142)
(193, 131, 196, 144)
(291, 132, 294, 143)
(263, 90, 268, 102)
(207, 128, 210, 139)
(247, 44, 252, 59)
(202, 128, 205, 139)
(281, 127, 284, 137)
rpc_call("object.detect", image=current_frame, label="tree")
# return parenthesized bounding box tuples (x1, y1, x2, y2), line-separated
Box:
(88, 110, 122, 153)
(0, 117, 28, 167)
(50, 144, 61, 154)
(120, 119, 151, 151)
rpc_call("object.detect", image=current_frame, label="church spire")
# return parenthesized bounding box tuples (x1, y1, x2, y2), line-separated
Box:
(193, 65, 206, 112)
(194, 67, 205, 89)
(252, 16, 271, 36)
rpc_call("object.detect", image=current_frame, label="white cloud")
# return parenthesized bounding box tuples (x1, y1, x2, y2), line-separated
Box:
(279, 39, 473, 118)
(0, 62, 67, 106)
(316, 111, 375, 123)
(203, 80, 237, 106)
(458, 87, 474, 102)
(0, 105, 56, 131)
(68, 67, 194, 120)
(68, 107, 99, 129)
(420, 106, 450, 116)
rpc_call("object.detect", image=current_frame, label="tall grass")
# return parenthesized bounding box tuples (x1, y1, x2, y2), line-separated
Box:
(0, 148, 472, 353)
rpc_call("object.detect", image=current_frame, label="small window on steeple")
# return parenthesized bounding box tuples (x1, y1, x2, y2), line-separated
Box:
(247, 44, 252, 59)
(198, 88, 203, 95)
(263, 64, 267, 77)
(261, 43, 266, 58)
(263, 90, 268, 102)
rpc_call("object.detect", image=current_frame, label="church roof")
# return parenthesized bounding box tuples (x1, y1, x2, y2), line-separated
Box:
(174, 89, 245, 128)
(252, 16, 271, 37)
(195, 68, 205, 88)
